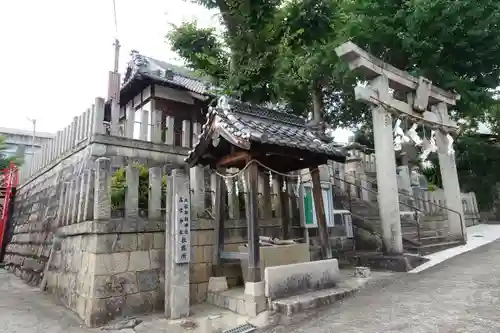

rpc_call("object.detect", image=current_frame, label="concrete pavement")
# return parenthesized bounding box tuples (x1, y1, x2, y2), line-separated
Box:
(0, 269, 92, 333)
(266, 240, 500, 333)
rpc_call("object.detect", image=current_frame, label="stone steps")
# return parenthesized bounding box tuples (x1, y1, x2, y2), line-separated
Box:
(270, 285, 359, 316)
(405, 240, 464, 256)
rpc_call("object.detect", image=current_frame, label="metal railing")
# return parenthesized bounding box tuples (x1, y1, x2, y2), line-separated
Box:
(323, 174, 465, 246)
(338, 173, 465, 242)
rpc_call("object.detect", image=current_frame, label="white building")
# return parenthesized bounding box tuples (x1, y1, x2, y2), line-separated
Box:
(0, 127, 55, 166)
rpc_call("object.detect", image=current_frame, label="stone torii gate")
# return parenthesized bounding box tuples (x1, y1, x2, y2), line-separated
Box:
(336, 42, 465, 254)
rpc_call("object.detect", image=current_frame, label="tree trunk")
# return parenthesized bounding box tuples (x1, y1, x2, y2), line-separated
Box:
(311, 86, 323, 126)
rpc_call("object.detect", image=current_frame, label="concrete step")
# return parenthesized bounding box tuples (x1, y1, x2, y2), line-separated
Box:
(405, 240, 464, 256)
(271, 285, 359, 316)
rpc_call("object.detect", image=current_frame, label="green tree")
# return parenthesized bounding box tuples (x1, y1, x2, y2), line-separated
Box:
(0, 136, 20, 169)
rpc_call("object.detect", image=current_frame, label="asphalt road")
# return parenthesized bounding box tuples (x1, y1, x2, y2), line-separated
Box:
(2, 241, 500, 333)
(267, 240, 500, 333)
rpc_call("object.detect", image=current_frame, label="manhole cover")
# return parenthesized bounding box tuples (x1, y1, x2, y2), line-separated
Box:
(222, 323, 256, 333)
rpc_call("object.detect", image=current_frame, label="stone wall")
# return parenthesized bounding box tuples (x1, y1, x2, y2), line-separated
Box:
(44, 220, 165, 326)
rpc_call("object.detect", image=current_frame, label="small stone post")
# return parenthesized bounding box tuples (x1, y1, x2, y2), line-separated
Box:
(181, 120, 191, 148)
(151, 105, 163, 143)
(71, 177, 80, 224)
(140, 110, 149, 141)
(125, 165, 139, 218)
(165, 116, 175, 145)
(165, 168, 190, 319)
(190, 123, 205, 217)
(83, 169, 95, 221)
(93, 97, 106, 134)
(94, 158, 111, 221)
(149, 166, 162, 220)
(125, 104, 135, 138)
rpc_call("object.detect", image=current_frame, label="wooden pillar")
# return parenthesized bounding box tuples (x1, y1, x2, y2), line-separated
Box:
(310, 167, 332, 259)
(246, 162, 261, 282)
(278, 175, 290, 240)
(212, 170, 226, 277)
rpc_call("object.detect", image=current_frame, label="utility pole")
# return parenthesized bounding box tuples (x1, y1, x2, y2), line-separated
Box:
(27, 117, 36, 175)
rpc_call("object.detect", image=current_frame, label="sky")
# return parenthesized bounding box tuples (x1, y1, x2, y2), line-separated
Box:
(0, 0, 353, 142)
(0, 0, 218, 133)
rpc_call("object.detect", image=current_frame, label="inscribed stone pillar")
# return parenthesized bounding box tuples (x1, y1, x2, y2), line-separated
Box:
(66, 180, 76, 226)
(93, 97, 106, 134)
(190, 123, 204, 217)
(83, 169, 95, 221)
(76, 114, 83, 143)
(125, 104, 135, 138)
(435, 103, 466, 239)
(89, 104, 96, 136)
(338, 162, 346, 192)
(125, 165, 139, 218)
(57, 182, 68, 227)
(77, 173, 87, 222)
(164, 173, 173, 318)
(149, 166, 162, 220)
(70, 116, 78, 148)
(181, 120, 191, 148)
(151, 105, 163, 143)
(81, 109, 89, 141)
(110, 100, 120, 136)
(94, 157, 111, 221)
(165, 116, 175, 145)
(166, 168, 190, 319)
(71, 177, 80, 224)
(371, 75, 403, 254)
(140, 110, 149, 141)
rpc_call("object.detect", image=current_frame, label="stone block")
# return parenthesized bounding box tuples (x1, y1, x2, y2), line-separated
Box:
(153, 232, 165, 249)
(245, 281, 265, 297)
(128, 251, 151, 272)
(197, 282, 208, 303)
(76, 295, 87, 320)
(207, 276, 228, 293)
(264, 258, 340, 300)
(136, 269, 160, 292)
(114, 234, 139, 252)
(190, 263, 210, 284)
(203, 245, 213, 263)
(94, 252, 130, 275)
(354, 266, 371, 278)
(170, 285, 190, 319)
(193, 230, 214, 246)
(124, 290, 161, 316)
(149, 249, 164, 269)
(191, 246, 204, 264)
(87, 295, 126, 327)
(94, 272, 138, 298)
(137, 233, 154, 250)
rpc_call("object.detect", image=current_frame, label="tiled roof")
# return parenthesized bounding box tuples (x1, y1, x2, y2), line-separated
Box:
(186, 97, 348, 165)
(122, 51, 211, 95)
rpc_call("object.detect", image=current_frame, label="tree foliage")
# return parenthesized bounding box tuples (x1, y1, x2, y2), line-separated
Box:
(111, 164, 167, 212)
(0, 136, 21, 170)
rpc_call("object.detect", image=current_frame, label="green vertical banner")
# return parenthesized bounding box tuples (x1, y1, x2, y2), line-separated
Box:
(303, 186, 315, 227)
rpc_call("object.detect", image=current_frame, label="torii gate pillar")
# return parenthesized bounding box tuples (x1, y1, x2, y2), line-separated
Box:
(336, 42, 465, 251)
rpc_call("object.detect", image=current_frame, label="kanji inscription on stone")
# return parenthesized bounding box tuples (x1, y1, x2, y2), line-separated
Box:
(174, 193, 191, 263)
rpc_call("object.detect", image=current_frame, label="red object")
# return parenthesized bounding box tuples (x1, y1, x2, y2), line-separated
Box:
(0, 162, 18, 252)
